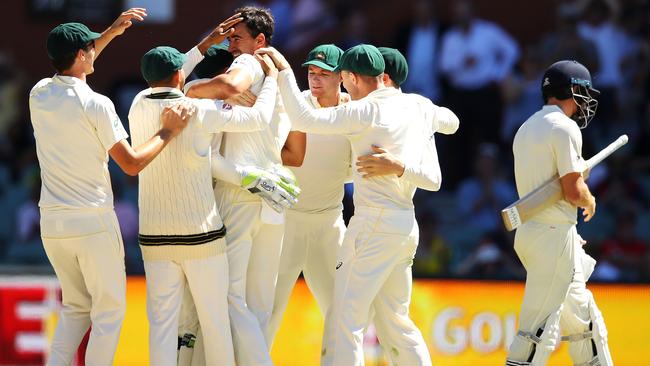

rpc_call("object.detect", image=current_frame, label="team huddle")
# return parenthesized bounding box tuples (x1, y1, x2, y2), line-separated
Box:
(29, 5, 613, 366)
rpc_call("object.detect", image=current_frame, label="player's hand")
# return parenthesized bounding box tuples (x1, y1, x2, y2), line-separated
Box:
(240, 166, 301, 212)
(161, 102, 194, 136)
(225, 90, 257, 107)
(256, 53, 279, 79)
(356, 145, 405, 178)
(582, 196, 596, 222)
(107, 8, 147, 37)
(255, 47, 291, 71)
(198, 13, 243, 54)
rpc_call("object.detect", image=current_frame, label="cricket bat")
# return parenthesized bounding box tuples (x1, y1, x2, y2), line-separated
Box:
(501, 134, 628, 231)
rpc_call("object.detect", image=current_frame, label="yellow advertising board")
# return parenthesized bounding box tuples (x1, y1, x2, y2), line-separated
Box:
(110, 279, 650, 365)
(2, 276, 647, 365)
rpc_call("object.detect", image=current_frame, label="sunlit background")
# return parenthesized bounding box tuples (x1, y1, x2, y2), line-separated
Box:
(1, 0, 649, 365)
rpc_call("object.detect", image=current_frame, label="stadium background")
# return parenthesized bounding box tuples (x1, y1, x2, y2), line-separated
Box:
(1, 0, 649, 364)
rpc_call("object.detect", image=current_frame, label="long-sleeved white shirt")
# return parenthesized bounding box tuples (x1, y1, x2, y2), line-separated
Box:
(439, 19, 519, 89)
(278, 69, 441, 210)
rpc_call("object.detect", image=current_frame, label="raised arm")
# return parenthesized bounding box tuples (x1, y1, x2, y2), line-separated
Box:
(256, 47, 372, 135)
(183, 13, 243, 76)
(94, 8, 147, 59)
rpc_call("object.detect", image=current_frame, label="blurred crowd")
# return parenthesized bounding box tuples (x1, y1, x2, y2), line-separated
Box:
(1, 0, 649, 282)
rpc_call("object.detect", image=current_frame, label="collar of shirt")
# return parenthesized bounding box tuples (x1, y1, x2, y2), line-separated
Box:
(542, 104, 563, 114)
(53, 74, 89, 89)
(365, 86, 400, 100)
(147, 87, 184, 99)
(307, 91, 349, 108)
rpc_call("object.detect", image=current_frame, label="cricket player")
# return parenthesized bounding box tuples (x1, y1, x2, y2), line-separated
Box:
(506, 60, 613, 366)
(28, 9, 190, 366)
(129, 38, 281, 365)
(177, 44, 300, 366)
(267, 44, 351, 345)
(259, 44, 441, 366)
(186, 7, 305, 365)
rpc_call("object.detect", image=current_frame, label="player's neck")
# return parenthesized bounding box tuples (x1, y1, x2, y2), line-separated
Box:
(317, 91, 341, 107)
(60, 68, 86, 82)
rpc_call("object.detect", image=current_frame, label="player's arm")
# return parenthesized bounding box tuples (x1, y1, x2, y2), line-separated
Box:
(560, 173, 596, 222)
(432, 105, 459, 135)
(186, 66, 254, 100)
(110, 104, 192, 176)
(200, 76, 277, 133)
(182, 13, 243, 77)
(553, 125, 595, 221)
(282, 131, 306, 167)
(356, 139, 442, 191)
(94, 8, 147, 60)
(257, 47, 372, 135)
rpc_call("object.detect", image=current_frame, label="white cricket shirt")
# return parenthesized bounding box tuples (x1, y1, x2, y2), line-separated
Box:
(513, 105, 587, 224)
(29, 75, 128, 211)
(220, 54, 291, 169)
(289, 90, 352, 213)
(278, 70, 437, 211)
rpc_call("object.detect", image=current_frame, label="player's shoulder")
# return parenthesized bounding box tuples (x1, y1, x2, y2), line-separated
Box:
(229, 53, 262, 72)
(30, 78, 53, 95)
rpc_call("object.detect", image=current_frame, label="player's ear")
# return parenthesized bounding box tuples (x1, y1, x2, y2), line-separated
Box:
(255, 33, 266, 48)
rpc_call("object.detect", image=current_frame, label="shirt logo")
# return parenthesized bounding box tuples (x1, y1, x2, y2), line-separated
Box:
(336, 261, 343, 270)
(222, 103, 233, 111)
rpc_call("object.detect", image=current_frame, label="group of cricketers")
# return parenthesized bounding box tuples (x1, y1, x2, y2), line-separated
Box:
(29, 4, 614, 366)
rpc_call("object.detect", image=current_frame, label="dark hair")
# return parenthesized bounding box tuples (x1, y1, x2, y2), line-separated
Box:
(50, 40, 94, 73)
(235, 6, 274, 45)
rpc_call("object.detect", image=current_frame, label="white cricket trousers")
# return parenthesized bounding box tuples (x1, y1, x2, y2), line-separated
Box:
(268, 209, 345, 345)
(507, 221, 605, 365)
(144, 239, 234, 366)
(321, 206, 432, 366)
(41, 209, 126, 366)
(215, 184, 284, 366)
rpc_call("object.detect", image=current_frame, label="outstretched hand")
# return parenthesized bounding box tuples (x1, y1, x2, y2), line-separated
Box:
(108, 8, 147, 36)
(198, 13, 243, 54)
(255, 47, 291, 71)
(256, 53, 279, 78)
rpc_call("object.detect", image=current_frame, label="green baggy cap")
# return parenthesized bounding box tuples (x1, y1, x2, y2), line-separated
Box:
(378, 47, 409, 86)
(46, 22, 101, 60)
(141, 46, 188, 84)
(335, 44, 385, 77)
(193, 44, 234, 79)
(302, 44, 344, 71)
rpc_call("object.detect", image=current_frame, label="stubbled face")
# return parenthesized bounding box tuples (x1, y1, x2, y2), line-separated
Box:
(341, 71, 360, 100)
(307, 65, 341, 99)
(227, 23, 260, 57)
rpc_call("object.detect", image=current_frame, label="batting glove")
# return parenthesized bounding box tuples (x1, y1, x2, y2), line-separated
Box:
(240, 166, 301, 213)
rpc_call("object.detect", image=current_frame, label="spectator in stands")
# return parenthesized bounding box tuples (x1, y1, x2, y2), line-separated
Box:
(456, 143, 517, 234)
(397, 0, 443, 102)
(453, 233, 521, 279)
(439, 0, 519, 146)
(500, 46, 544, 144)
(413, 212, 451, 276)
(539, 2, 599, 73)
(597, 211, 648, 281)
(6, 173, 47, 264)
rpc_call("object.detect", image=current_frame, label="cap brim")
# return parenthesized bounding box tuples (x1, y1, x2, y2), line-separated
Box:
(302, 60, 336, 71)
(88, 31, 102, 41)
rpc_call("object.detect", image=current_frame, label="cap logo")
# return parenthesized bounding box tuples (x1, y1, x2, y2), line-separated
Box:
(543, 77, 550, 86)
(315, 52, 326, 60)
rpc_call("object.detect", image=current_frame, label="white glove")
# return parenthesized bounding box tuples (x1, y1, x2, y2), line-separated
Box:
(240, 166, 300, 212)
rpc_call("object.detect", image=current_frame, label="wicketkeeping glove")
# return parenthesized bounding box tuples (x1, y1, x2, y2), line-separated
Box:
(240, 166, 301, 213)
